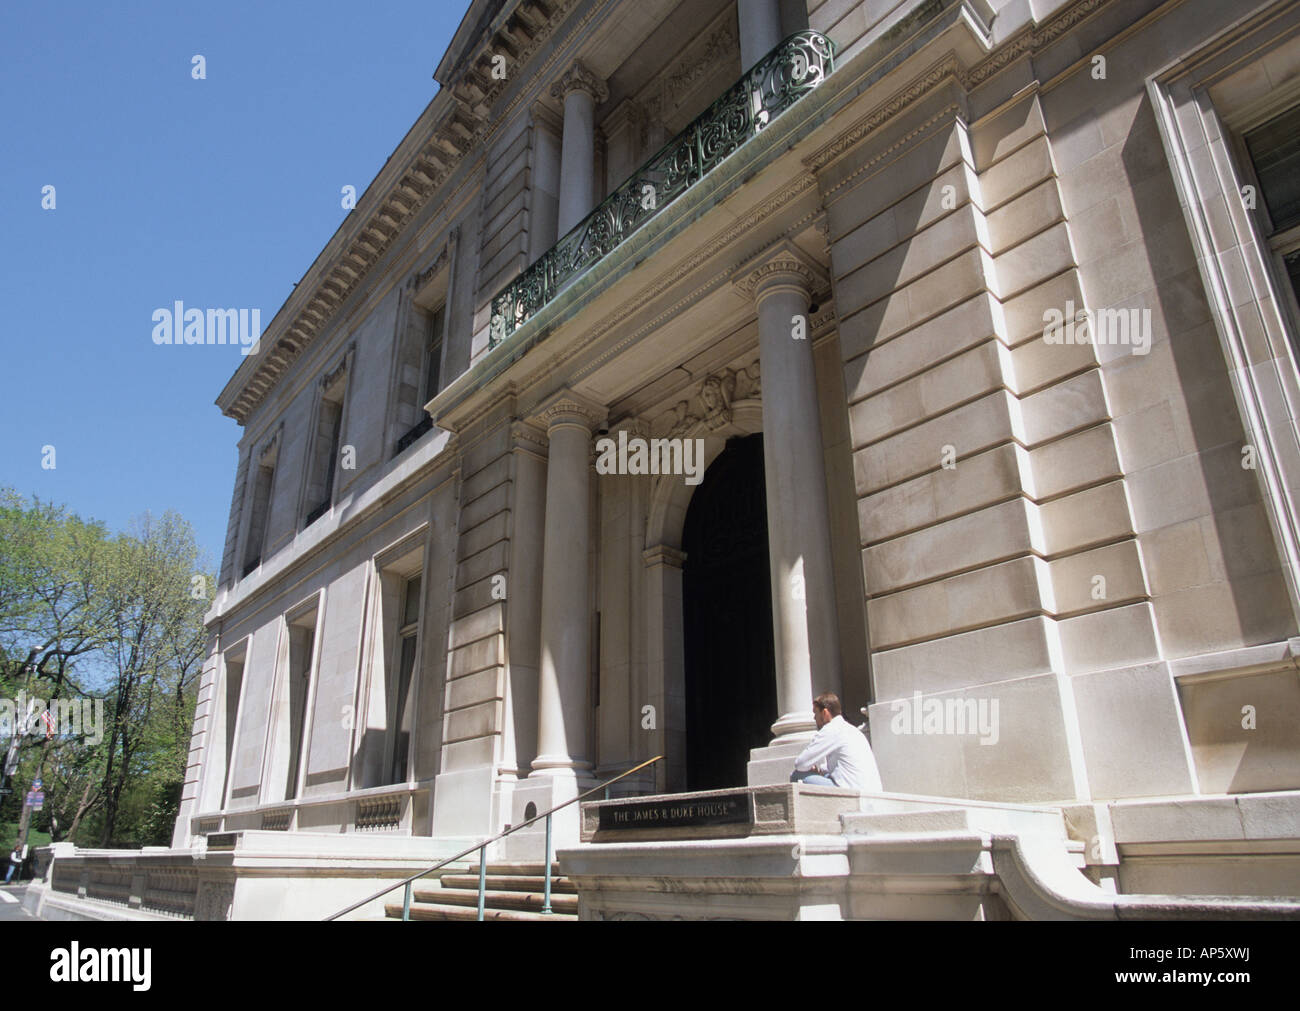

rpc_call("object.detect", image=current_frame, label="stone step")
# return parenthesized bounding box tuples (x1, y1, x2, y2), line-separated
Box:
(842, 809, 975, 834)
(414, 887, 578, 913)
(465, 862, 560, 876)
(385, 901, 577, 922)
(441, 874, 577, 894)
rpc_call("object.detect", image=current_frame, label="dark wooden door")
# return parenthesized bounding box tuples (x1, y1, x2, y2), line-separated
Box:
(682, 434, 777, 791)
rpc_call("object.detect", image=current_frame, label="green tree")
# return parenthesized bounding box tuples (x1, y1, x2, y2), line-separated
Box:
(97, 511, 208, 845)
(0, 490, 210, 850)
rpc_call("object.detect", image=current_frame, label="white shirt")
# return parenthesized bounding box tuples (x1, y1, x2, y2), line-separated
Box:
(793, 715, 882, 791)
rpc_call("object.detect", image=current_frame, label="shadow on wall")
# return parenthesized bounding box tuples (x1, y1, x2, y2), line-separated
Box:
(1121, 94, 1293, 653)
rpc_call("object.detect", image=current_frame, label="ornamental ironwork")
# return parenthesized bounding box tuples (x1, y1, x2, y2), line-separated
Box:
(489, 30, 835, 347)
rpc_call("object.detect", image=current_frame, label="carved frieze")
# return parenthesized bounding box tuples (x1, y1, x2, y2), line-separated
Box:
(661, 360, 761, 438)
(642, 24, 738, 125)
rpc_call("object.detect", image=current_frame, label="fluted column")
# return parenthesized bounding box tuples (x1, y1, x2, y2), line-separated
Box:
(738, 0, 783, 68)
(551, 61, 608, 237)
(531, 391, 605, 784)
(735, 242, 841, 744)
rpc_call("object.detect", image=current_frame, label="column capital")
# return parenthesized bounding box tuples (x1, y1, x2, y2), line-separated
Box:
(532, 388, 607, 434)
(731, 239, 829, 304)
(550, 60, 609, 104)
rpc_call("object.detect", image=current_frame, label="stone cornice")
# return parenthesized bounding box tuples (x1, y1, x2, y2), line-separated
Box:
(550, 59, 609, 103)
(802, 0, 1111, 179)
(963, 0, 1109, 89)
(510, 419, 550, 454)
(394, 0, 1115, 440)
(217, 0, 1113, 429)
(217, 0, 583, 427)
(802, 54, 964, 175)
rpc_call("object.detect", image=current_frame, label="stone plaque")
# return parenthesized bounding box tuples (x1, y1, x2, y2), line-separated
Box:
(598, 792, 751, 831)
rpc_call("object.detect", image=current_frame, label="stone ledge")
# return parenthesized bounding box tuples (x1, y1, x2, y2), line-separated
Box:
(1107, 791, 1300, 844)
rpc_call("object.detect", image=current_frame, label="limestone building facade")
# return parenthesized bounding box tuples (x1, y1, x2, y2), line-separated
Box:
(138, 0, 1300, 917)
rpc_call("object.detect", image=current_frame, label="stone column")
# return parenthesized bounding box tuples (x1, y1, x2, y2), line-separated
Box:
(735, 242, 841, 749)
(551, 61, 608, 237)
(502, 421, 549, 779)
(531, 391, 605, 785)
(738, 0, 783, 69)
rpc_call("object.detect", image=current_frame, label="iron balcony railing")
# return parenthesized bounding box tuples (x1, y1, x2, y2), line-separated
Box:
(488, 30, 835, 347)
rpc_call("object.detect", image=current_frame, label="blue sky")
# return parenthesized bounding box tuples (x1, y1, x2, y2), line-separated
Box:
(0, 1, 465, 568)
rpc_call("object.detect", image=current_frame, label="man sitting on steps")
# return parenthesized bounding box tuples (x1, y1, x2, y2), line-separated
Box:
(789, 691, 883, 791)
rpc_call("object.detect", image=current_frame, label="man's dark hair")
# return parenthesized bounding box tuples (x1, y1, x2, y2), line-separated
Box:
(814, 692, 841, 717)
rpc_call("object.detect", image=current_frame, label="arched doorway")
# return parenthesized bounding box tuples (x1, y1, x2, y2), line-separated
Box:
(682, 433, 777, 791)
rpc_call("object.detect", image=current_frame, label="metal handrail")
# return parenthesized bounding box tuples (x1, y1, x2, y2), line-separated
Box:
(323, 754, 663, 921)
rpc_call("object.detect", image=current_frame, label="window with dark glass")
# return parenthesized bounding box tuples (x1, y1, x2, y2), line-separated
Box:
(284, 613, 316, 800)
(386, 575, 421, 785)
(1244, 104, 1300, 312)
(424, 303, 445, 405)
(242, 447, 277, 577)
(1244, 105, 1300, 234)
(395, 304, 444, 456)
(305, 373, 347, 526)
(220, 655, 245, 807)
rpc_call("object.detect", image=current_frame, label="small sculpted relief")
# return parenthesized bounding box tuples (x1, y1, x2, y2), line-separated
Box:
(660, 361, 760, 439)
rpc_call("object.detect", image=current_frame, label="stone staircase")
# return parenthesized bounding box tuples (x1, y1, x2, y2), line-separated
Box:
(384, 862, 578, 921)
(562, 785, 1300, 920)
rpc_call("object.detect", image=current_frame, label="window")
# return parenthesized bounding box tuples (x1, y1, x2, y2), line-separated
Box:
(386, 575, 421, 785)
(424, 304, 446, 406)
(219, 653, 245, 809)
(394, 303, 446, 456)
(1243, 104, 1300, 315)
(241, 442, 278, 577)
(304, 367, 348, 526)
(284, 612, 316, 800)
(1244, 105, 1300, 233)
(355, 543, 425, 790)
